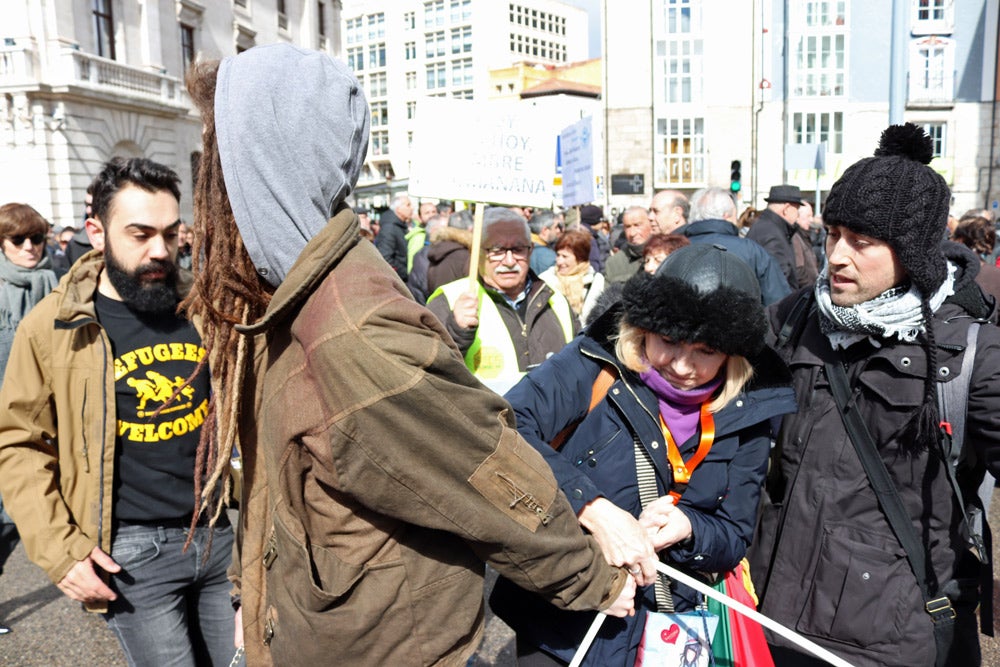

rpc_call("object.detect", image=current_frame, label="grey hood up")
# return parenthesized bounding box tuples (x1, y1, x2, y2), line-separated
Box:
(215, 43, 370, 287)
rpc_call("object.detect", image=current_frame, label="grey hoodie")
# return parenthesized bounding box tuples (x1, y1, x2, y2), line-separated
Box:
(215, 43, 370, 287)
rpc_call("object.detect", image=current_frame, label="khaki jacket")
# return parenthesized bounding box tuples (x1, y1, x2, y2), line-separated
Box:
(0, 251, 194, 588)
(233, 207, 625, 666)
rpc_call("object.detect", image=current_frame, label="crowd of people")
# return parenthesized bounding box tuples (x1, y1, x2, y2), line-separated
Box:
(0, 43, 998, 667)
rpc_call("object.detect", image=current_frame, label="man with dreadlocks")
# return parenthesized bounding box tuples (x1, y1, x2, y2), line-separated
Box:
(749, 124, 1000, 666)
(183, 43, 638, 666)
(0, 157, 235, 665)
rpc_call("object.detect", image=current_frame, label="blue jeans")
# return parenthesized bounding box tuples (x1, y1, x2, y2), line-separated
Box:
(105, 522, 236, 667)
(0, 497, 19, 577)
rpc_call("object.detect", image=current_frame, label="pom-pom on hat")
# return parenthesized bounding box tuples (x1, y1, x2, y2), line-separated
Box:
(822, 123, 950, 296)
(621, 244, 767, 358)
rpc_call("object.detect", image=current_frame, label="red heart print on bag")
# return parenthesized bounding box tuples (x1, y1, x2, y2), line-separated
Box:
(661, 624, 680, 644)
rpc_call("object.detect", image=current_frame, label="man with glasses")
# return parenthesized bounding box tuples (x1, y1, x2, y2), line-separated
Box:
(428, 207, 578, 394)
(746, 184, 808, 289)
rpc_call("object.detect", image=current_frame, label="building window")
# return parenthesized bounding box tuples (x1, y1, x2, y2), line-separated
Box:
(406, 71, 417, 89)
(912, 0, 953, 35)
(318, 2, 327, 38)
(451, 26, 472, 54)
(425, 0, 445, 28)
(93, 0, 116, 59)
(371, 130, 389, 156)
(407, 100, 417, 119)
(921, 122, 946, 157)
(368, 43, 386, 68)
(370, 101, 388, 127)
(803, 0, 846, 26)
(656, 117, 705, 185)
(663, 0, 701, 34)
(426, 62, 447, 89)
(405, 41, 416, 59)
(791, 111, 843, 153)
(181, 24, 196, 72)
(426, 30, 446, 58)
(658, 38, 702, 104)
(791, 2, 847, 97)
(451, 57, 473, 86)
(794, 34, 846, 96)
(346, 17, 363, 45)
(909, 36, 955, 103)
(450, 0, 471, 23)
(347, 47, 364, 72)
(404, 11, 416, 29)
(278, 0, 288, 30)
(368, 13, 385, 40)
(368, 72, 387, 97)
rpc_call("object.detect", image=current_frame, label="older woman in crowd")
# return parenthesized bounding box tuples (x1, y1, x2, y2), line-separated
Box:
(642, 233, 691, 274)
(490, 245, 795, 666)
(0, 202, 59, 635)
(539, 228, 606, 322)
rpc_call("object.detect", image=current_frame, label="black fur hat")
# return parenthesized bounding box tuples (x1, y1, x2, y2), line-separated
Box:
(621, 244, 767, 358)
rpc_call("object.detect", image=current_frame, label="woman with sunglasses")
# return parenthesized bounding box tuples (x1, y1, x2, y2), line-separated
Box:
(0, 202, 58, 635)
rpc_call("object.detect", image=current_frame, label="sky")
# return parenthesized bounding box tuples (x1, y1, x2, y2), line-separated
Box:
(561, 0, 602, 58)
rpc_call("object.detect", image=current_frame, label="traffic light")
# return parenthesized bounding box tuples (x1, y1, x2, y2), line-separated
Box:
(730, 160, 742, 194)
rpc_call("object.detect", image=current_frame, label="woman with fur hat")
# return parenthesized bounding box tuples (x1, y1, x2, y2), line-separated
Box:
(490, 244, 796, 666)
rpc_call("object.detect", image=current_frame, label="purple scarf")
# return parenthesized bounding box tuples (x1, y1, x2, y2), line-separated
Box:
(639, 368, 722, 446)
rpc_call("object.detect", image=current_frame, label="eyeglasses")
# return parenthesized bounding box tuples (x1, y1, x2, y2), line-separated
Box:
(485, 245, 531, 261)
(6, 233, 45, 247)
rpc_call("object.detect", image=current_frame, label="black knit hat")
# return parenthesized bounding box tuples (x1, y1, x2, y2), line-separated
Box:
(822, 123, 951, 296)
(621, 244, 767, 358)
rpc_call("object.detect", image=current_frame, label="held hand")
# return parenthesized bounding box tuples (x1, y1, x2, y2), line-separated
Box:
(234, 606, 243, 649)
(452, 291, 480, 329)
(639, 496, 693, 551)
(578, 498, 657, 587)
(56, 546, 120, 603)
(603, 569, 638, 618)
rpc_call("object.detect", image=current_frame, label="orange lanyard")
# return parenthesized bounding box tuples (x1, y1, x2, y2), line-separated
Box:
(660, 403, 715, 500)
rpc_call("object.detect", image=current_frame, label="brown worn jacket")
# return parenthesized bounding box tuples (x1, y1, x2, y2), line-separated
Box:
(232, 207, 625, 666)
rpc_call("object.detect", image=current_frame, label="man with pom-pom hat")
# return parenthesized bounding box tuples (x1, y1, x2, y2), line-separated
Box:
(749, 123, 1000, 667)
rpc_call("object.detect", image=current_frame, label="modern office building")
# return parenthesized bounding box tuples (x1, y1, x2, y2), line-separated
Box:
(340, 0, 589, 208)
(1, 1, 342, 229)
(604, 0, 1000, 215)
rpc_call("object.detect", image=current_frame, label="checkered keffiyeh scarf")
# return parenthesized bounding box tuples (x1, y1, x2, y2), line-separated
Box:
(814, 261, 956, 349)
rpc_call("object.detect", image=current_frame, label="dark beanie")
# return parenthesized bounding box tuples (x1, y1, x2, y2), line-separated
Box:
(822, 123, 950, 296)
(621, 244, 767, 358)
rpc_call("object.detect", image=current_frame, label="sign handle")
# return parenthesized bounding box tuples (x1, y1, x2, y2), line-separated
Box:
(467, 203, 484, 292)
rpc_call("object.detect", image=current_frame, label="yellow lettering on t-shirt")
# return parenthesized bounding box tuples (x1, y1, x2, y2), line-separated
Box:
(135, 347, 154, 365)
(169, 343, 186, 360)
(152, 344, 171, 362)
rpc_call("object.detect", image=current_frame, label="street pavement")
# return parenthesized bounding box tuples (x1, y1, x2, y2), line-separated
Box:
(3, 493, 1000, 666)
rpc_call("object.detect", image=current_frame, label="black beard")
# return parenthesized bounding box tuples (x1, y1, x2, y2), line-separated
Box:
(104, 245, 179, 313)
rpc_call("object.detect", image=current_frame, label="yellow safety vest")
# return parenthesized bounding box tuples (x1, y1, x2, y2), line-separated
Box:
(428, 279, 574, 386)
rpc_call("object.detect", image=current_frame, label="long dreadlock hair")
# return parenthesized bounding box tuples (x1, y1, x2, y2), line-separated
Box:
(180, 60, 274, 547)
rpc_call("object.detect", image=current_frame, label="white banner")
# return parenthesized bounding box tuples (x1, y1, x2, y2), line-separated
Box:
(409, 98, 557, 208)
(560, 116, 595, 207)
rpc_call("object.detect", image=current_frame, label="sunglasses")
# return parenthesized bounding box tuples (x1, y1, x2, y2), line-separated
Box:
(7, 233, 45, 247)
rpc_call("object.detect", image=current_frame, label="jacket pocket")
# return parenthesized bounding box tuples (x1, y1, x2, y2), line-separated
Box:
(468, 422, 558, 533)
(265, 508, 419, 665)
(796, 523, 912, 648)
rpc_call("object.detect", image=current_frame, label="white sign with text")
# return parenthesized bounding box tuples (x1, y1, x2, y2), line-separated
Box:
(559, 116, 594, 207)
(409, 98, 557, 208)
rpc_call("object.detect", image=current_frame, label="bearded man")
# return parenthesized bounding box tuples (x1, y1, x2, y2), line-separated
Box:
(0, 157, 234, 666)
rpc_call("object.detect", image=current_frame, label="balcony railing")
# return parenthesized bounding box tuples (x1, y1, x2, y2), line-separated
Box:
(0, 44, 186, 107)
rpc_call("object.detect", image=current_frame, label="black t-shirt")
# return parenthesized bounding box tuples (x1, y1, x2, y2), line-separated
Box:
(95, 292, 209, 524)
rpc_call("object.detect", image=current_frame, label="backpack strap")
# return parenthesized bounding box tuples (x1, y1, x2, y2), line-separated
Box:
(935, 320, 993, 635)
(549, 363, 616, 450)
(775, 289, 814, 350)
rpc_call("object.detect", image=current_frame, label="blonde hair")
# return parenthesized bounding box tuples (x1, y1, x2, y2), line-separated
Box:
(615, 320, 754, 413)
